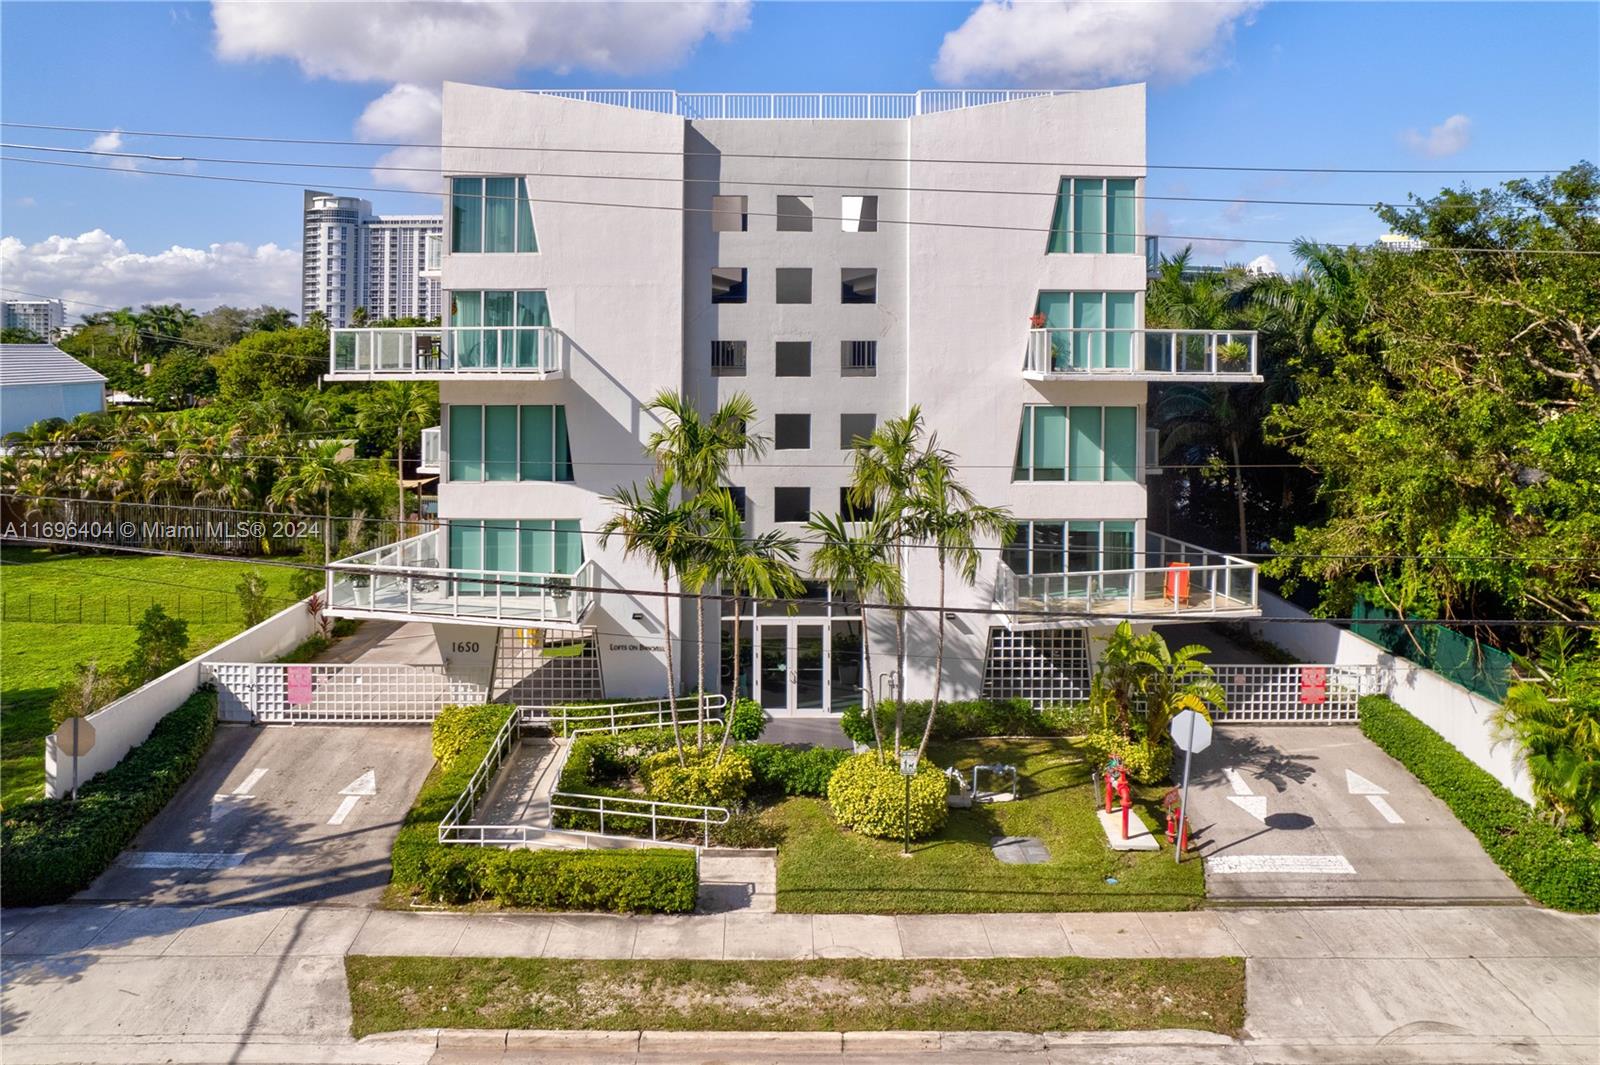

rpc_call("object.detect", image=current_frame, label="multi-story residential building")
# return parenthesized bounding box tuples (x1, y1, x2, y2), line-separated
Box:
(324, 84, 1261, 714)
(2, 298, 67, 341)
(301, 190, 443, 327)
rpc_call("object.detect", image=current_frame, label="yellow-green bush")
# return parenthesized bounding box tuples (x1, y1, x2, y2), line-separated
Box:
(826, 752, 949, 841)
(430, 703, 511, 766)
(641, 747, 754, 807)
(1082, 729, 1173, 784)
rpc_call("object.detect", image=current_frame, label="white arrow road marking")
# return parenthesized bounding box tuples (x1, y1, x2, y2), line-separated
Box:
(1345, 769, 1388, 795)
(1223, 767, 1254, 796)
(1367, 795, 1405, 824)
(211, 768, 269, 821)
(1227, 794, 1269, 822)
(329, 769, 378, 824)
(1208, 854, 1357, 875)
(124, 851, 246, 869)
(233, 768, 269, 795)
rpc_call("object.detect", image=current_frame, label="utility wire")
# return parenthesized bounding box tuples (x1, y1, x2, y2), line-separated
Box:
(0, 120, 1569, 175)
(6, 154, 1596, 256)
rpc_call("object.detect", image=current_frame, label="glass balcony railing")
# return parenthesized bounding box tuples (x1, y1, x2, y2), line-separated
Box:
(326, 529, 598, 627)
(327, 326, 568, 378)
(417, 426, 440, 474)
(1023, 328, 1258, 379)
(993, 532, 1259, 622)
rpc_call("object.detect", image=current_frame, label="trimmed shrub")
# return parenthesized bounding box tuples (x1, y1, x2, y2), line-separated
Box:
(726, 697, 767, 741)
(840, 698, 1063, 745)
(1081, 729, 1173, 785)
(745, 743, 851, 797)
(391, 703, 515, 889)
(411, 845, 697, 912)
(641, 748, 754, 807)
(431, 703, 513, 766)
(826, 752, 949, 841)
(1359, 695, 1600, 913)
(2, 690, 217, 907)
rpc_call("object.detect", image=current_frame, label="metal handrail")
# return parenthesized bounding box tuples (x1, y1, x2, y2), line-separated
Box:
(526, 88, 1078, 119)
(525, 694, 729, 735)
(328, 325, 568, 376)
(1023, 328, 1258, 377)
(439, 705, 522, 833)
(992, 532, 1259, 617)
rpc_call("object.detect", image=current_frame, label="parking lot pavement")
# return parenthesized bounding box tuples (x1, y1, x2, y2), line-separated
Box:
(76, 723, 434, 907)
(1184, 725, 1526, 904)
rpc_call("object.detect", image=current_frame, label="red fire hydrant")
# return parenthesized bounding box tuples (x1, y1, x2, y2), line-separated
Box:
(1162, 788, 1191, 852)
(1118, 773, 1132, 840)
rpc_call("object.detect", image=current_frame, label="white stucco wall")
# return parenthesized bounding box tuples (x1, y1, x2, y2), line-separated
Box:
(1, 380, 105, 437)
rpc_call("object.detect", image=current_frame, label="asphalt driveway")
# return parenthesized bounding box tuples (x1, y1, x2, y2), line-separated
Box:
(77, 723, 434, 907)
(1185, 725, 1526, 904)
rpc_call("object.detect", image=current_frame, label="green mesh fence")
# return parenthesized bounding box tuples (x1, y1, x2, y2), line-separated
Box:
(1350, 600, 1513, 702)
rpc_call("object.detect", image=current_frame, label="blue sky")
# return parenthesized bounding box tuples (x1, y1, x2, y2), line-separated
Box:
(2, 1, 1595, 313)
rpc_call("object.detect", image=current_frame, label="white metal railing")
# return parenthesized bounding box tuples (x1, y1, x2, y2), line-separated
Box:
(528, 89, 1076, 119)
(418, 426, 440, 474)
(1211, 663, 1385, 724)
(328, 326, 568, 377)
(994, 532, 1259, 621)
(524, 695, 729, 736)
(325, 528, 598, 627)
(1024, 329, 1258, 378)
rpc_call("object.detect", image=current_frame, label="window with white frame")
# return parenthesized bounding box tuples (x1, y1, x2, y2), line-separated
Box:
(447, 404, 573, 483)
(1046, 177, 1137, 255)
(451, 177, 537, 254)
(1003, 520, 1137, 579)
(1013, 405, 1138, 482)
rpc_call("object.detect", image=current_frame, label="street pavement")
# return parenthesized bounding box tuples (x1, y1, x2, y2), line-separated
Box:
(1184, 725, 1525, 903)
(75, 724, 436, 907)
(2, 903, 1595, 1063)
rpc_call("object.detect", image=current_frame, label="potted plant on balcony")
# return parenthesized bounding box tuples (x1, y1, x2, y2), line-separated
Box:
(1029, 313, 1047, 329)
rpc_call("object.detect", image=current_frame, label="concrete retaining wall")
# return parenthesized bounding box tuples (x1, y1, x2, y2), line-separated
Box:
(44, 597, 319, 799)
(1245, 592, 1532, 803)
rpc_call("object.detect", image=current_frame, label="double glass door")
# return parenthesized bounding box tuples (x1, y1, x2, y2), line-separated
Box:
(756, 622, 826, 713)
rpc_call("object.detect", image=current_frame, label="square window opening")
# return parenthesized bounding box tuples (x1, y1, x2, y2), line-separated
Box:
(775, 341, 811, 377)
(712, 267, 747, 304)
(774, 414, 811, 451)
(841, 268, 877, 304)
(840, 487, 875, 522)
(776, 267, 812, 305)
(773, 487, 811, 524)
(840, 413, 876, 449)
(776, 195, 814, 232)
(711, 339, 747, 376)
(711, 194, 748, 233)
(841, 339, 877, 376)
(841, 195, 879, 233)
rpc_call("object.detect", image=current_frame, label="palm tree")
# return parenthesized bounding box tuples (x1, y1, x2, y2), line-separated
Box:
(1092, 621, 1152, 736)
(904, 460, 1014, 762)
(269, 442, 355, 567)
(1135, 634, 1226, 757)
(597, 479, 700, 765)
(357, 381, 438, 532)
(806, 510, 903, 759)
(1491, 628, 1600, 832)
(849, 406, 936, 752)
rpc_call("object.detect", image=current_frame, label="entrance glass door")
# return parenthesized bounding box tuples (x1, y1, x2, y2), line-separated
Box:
(754, 621, 829, 714)
(757, 625, 789, 712)
(795, 624, 825, 711)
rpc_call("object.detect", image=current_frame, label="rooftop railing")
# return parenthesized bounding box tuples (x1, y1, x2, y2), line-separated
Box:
(1023, 329, 1259, 380)
(528, 89, 1076, 120)
(326, 528, 596, 628)
(327, 326, 568, 379)
(994, 532, 1259, 623)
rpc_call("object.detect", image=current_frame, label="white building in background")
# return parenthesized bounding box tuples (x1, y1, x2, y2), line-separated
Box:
(301, 190, 443, 327)
(324, 85, 1261, 712)
(2, 298, 67, 341)
(0, 344, 106, 436)
(1376, 233, 1429, 253)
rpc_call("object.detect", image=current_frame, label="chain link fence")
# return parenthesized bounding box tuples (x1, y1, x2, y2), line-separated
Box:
(2, 590, 290, 626)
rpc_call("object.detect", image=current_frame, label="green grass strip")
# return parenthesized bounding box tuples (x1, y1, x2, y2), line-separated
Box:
(345, 955, 1244, 1038)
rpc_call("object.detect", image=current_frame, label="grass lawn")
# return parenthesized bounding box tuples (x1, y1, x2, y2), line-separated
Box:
(769, 738, 1205, 913)
(0, 547, 301, 808)
(345, 955, 1244, 1037)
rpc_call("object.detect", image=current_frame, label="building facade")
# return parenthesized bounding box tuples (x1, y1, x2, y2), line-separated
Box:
(324, 85, 1261, 713)
(0, 344, 107, 436)
(2, 299, 67, 341)
(301, 190, 443, 328)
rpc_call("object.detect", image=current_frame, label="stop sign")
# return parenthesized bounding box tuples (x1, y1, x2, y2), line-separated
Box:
(1169, 709, 1213, 754)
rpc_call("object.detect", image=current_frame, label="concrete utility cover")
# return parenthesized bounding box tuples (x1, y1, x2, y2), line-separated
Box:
(991, 836, 1050, 864)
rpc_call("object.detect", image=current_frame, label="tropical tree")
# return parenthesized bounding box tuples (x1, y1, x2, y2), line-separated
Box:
(905, 460, 1013, 762)
(806, 510, 903, 759)
(597, 479, 700, 764)
(269, 442, 356, 566)
(1492, 628, 1600, 834)
(1091, 621, 1153, 736)
(1135, 635, 1226, 757)
(356, 381, 438, 528)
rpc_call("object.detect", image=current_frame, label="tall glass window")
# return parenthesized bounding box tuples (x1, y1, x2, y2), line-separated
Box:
(450, 519, 583, 590)
(1046, 177, 1138, 254)
(451, 176, 537, 253)
(1035, 291, 1137, 371)
(1007, 520, 1137, 577)
(1014, 405, 1138, 482)
(445, 404, 573, 483)
(449, 290, 548, 370)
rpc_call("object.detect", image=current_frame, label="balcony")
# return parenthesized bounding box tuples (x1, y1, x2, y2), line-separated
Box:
(326, 326, 569, 381)
(993, 533, 1259, 627)
(417, 426, 440, 475)
(1023, 329, 1260, 382)
(326, 529, 598, 631)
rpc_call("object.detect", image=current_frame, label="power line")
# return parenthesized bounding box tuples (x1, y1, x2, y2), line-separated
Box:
(1, 120, 1569, 175)
(7, 154, 1597, 257)
(2, 534, 1592, 629)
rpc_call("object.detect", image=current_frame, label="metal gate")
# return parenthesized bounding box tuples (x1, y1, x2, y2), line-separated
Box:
(1211, 664, 1382, 724)
(207, 661, 489, 724)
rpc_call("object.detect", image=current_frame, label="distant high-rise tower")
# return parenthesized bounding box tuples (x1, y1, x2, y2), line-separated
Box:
(301, 190, 442, 327)
(2, 298, 67, 340)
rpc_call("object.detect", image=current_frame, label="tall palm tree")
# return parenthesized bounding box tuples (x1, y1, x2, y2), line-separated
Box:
(806, 510, 903, 759)
(357, 381, 438, 532)
(597, 479, 699, 765)
(904, 460, 1014, 762)
(849, 407, 936, 753)
(269, 441, 355, 567)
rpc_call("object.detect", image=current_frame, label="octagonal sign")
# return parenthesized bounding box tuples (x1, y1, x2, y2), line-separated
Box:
(1169, 709, 1213, 754)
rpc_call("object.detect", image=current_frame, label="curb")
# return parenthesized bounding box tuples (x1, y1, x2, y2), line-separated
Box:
(362, 1027, 1242, 1053)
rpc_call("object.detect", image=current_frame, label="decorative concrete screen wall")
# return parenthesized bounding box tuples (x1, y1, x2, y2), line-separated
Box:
(1246, 592, 1532, 803)
(209, 661, 487, 724)
(43, 597, 319, 799)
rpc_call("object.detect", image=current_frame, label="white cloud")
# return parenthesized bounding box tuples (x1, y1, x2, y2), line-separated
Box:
(935, 0, 1260, 87)
(212, 1, 751, 83)
(14, 196, 37, 208)
(356, 84, 443, 193)
(0, 229, 300, 313)
(88, 128, 140, 172)
(1245, 253, 1280, 276)
(1401, 114, 1472, 159)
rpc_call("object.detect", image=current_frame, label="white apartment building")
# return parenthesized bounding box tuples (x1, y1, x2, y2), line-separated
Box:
(302, 190, 443, 327)
(324, 84, 1261, 714)
(2, 298, 67, 341)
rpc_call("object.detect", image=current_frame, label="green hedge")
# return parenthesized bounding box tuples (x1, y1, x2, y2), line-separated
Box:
(745, 743, 851, 797)
(826, 752, 949, 841)
(841, 698, 1082, 745)
(2, 691, 217, 907)
(392, 706, 696, 913)
(1359, 695, 1600, 913)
